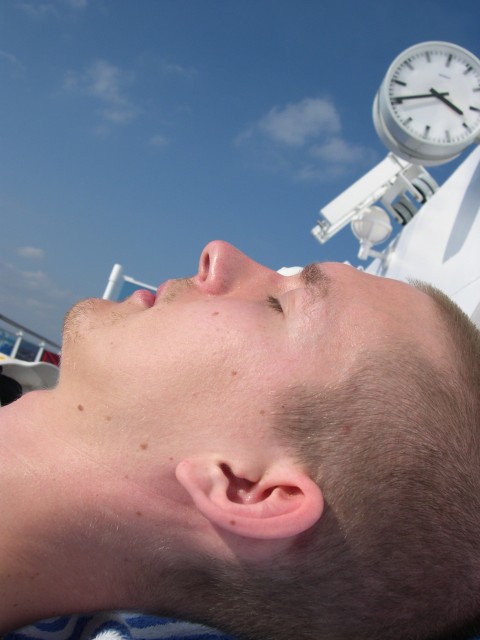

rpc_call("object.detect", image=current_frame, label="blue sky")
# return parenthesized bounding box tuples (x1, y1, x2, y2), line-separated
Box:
(0, 0, 479, 343)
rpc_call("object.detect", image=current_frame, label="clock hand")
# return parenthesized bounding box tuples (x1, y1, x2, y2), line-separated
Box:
(392, 91, 449, 103)
(429, 88, 464, 115)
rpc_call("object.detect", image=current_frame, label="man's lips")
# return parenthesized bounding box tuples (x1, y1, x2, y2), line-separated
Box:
(130, 289, 156, 307)
(128, 279, 174, 308)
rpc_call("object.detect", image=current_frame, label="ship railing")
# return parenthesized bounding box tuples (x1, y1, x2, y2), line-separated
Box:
(0, 314, 61, 366)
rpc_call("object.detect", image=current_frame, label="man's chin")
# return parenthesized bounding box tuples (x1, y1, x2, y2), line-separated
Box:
(62, 297, 110, 345)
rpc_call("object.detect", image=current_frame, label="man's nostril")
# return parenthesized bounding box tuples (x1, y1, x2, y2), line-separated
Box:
(203, 253, 210, 277)
(198, 249, 210, 282)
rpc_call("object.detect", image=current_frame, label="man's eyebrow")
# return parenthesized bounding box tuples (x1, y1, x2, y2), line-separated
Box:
(300, 263, 330, 299)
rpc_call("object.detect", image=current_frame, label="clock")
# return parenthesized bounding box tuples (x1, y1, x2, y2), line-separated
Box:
(373, 41, 480, 165)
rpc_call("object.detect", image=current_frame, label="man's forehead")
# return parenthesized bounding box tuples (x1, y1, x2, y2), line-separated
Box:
(280, 260, 429, 312)
(297, 262, 434, 324)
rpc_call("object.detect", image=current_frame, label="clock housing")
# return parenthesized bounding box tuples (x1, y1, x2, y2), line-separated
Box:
(373, 42, 480, 165)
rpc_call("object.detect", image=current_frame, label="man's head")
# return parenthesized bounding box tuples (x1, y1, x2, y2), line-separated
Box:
(57, 241, 480, 639)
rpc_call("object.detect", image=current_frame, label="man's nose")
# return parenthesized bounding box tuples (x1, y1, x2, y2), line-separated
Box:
(196, 240, 270, 296)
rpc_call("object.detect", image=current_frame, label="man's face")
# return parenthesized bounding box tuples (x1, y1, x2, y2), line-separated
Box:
(59, 241, 444, 458)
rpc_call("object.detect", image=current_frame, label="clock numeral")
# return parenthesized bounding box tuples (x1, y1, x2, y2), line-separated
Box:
(470, 106, 480, 112)
(423, 125, 431, 139)
(393, 79, 407, 86)
(446, 54, 452, 67)
(463, 123, 472, 132)
(403, 117, 412, 126)
(473, 87, 480, 92)
(445, 130, 451, 143)
(404, 60, 414, 71)
(464, 65, 473, 75)
(425, 52, 431, 63)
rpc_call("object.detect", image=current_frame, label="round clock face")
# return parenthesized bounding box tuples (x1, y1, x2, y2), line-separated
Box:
(374, 42, 480, 164)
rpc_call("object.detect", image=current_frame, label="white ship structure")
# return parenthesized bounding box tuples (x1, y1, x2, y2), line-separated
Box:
(311, 145, 480, 327)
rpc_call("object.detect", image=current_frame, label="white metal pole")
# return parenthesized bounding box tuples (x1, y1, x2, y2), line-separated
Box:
(102, 264, 123, 300)
(10, 331, 23, 359)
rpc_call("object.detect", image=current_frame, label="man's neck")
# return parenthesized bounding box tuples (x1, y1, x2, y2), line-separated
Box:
(0, 391, 135, 631)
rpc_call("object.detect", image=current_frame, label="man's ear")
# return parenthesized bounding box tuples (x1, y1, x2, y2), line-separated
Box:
(175, 457, 323, 540)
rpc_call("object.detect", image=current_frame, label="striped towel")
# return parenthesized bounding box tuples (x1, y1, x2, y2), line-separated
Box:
(6, 613, 480, 640)
(5, 613, 236, 640)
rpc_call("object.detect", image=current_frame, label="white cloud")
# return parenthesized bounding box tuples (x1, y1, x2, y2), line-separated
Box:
(86, 60, 127, 104)
(0, 50, 25, 74)
(158, 60, 196, 79)
(15, 1, 58, 18)
(16, 246, 45, 260)
(0, 262, 70, 299)
(294, 163, 355, 183)
(294, 137, 378, 183)
(309, 136, 377, 166)
(64, 59, 138, 129)
(15, 0, 86, 16)
(258, 98, 341, 147)
(236, 96, 377, 182)
(101, 105, 137, 125)
(0, 263, 66, 303)
(62, 0, 87, 8)
(0, 260, 75, 341)
(148, 134, 169, 147)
